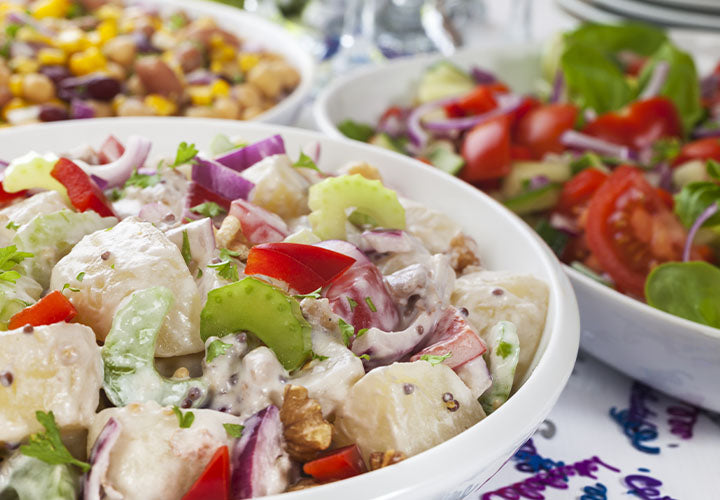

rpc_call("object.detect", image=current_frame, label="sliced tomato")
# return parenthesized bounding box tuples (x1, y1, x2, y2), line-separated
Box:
(556, 168, 609, 214)
(510, 144, 533, 161)
(459, 115, 511, 182)
(514, 103, 578, 159)
(303, 445, 367, 482)
(585, 166, 690, 297)
(245, 242, 356, 294)
(97, 135, 125, 164)
(444, 85, 498, 118)
(410, 308, 487, 369)
(583, 97, 682, 151)
(508, 96, 540, 133)
(8, 290, 77, 330)
(672, 138, 720, 167)
(182, 446, 229, 500)
(229, 199, 288, 246)
(51, 158, 115, 217)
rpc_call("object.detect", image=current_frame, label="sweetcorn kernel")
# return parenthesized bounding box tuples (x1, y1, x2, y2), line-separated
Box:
(9, 75, 23, 97)
(144, 94, 177, 116)
(31, 0, 70, 19)
(38, 48, 66, 66)
(97, 20, 117, 44)
(56, 29, 91, 53)
(69, 47, 106, 75)
(212, 45, 235, 63)
(211, 79, 230, 97)
(188, 85, 213, 106)
(16, 26, 53, 45)
(239, 53, 260, 72)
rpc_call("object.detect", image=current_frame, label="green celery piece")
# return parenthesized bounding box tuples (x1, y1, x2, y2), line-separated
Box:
(0, 452, 79, 500)
(13, 210, 116, 289)
(0, 275, 42, 330)
(480, 321, 520, 414)
(645, 261, 720, 328)
(102, 287, 208, 407)
(200, 277, 312, 371)
(308, 174, 405, 241)
(2, 152, 68, 202)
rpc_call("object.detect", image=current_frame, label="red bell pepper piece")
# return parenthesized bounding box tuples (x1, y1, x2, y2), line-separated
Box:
(187, 181, 232, 214)
(182, 446, 230, 500)
(0, 182, 27, 205)
(303, 444, 367, 482)
(244, 243, 356, 294)
(97, 135, 125, 164)
(8, 290, 77, 330)
(444, 84, 499, 118)
(51, 158, 115, 217)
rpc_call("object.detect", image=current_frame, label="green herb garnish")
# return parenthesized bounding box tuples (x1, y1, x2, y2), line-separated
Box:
(172, 406, 195, 428)
(20, 411, 91, 472)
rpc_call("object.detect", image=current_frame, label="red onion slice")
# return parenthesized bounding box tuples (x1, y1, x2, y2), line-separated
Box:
(683, 203, 718, 262)
(470, 66, 497, 84)
(406, 96, 459, 147)
(83, 417, 121, 500)
(301, 141, 321, 164)
(192, 157, 255, 202)
(549, 213, 580, 237)
(215, 135, 285, 172)
(639, 61, 670, 100)
(314, 240, 370, 265)
(561, 130, 633, 161)
(78, 135, 151, 188)
(421, 94, 524, 133)
(549, 70, 565, 104)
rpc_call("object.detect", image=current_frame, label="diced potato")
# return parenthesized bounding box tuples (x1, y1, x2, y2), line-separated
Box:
(50, 218, 203, 357)
(335, 361, 484, 461)
(400, 197, 462, 254)
(88, 401, 243, 500)
(451, 270, 548, 383)
(0, 323, 102, 443)
(240, 155, 310, 220)
(0, 191, 69, 247)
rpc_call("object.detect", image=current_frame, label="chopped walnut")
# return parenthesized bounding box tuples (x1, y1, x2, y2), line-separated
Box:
(286, 478, 323, 491)
(447, 233, 481, 274)
(215, 215, 250, 259)
(339, 161, 383, 182)
(280, 385, 333, 462)
(368, 450, 406, 470)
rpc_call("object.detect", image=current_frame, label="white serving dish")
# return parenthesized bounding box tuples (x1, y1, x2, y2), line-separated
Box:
(0, 117, 579, 499)
(313, 44, 720, 411)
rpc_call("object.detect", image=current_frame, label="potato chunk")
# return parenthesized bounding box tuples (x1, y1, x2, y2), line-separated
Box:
(335, 361, 484, 462)
(88, 402, 244, 500)
(0, 323, 102, 443)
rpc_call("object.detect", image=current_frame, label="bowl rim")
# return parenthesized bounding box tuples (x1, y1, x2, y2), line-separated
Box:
(313, 45, 720, 347)
(0, 117, 580, 499)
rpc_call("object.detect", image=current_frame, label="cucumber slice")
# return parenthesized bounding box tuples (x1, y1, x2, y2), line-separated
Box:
(308, 174, 406, 241)
(369, 133, 405, 154)
(417, 61, 475, 104)
(479, 321, 520, 414)
(426, 143, 465, 176)
(672, 160, 708, 189)
(504, 184, 562, 215)
(501, 161, 571, 199)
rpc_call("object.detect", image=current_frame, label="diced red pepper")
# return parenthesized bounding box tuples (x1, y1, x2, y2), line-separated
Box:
(97, 135, 125, 164)
(0, 182, 27, 205)
(182, 446, 230, 500)
(444, 85, 498, 118)
(51, 158, 115, 217)
(303, 444, 367, 482)
(245, 243, 356, 294)
(8, 290, 77, 330)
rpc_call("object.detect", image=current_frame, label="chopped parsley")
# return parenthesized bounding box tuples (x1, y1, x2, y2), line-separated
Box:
(219, 248, 241, 260)
(76, 272, 85, 282)
(181, 230, 193, 267)
(173, 141, 198, 167)
(357, 353, 370, 361)
(206, 339, 232, 363)
(124, 169, 161, 189)
(311, 351, 329, 361)
(208, 252, 239, 282)
(651, 137, 681, 165)
(0, 245, 33, 284)
(420, 352, 452, 366)
(295, 287, 322, 300)
(293, 152, 320, 172)
(5, 24, 20, 39)
(338, 318, 354, 347)
(197, 268, 203, 279)
(5, 221, 19, 231)
(20, 411, 91, 472)
(356, 328, 368, 337)
(223, 423, 244, 439)
(172, 406, 195, 428)
(365, 296, 377, 312)
(347, 297, 358, 311)
(496, 341, 514, 359)
(62, 283, 80, 293)
(190, 201, 226, 218)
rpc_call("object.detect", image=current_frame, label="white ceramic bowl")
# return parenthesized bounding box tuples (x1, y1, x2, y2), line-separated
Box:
(0, 117, 578, 499)
(313, 45, 720, 412)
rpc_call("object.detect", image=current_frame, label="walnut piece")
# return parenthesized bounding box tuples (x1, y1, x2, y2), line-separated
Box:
(447, 233, 481, 274)
(280, 385, 333, 462)
(368, 450, 406, 470)
(286, 478, 323, 492)
(214, 215, 250, 259)
(340, 161, 383, 181)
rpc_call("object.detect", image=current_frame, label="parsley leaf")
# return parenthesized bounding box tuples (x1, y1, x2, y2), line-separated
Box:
(5, 221, 19, 231)
(124, 169, 161, 189)
(76, 272, 85, 282)
(219, 248, 241, 260)
(420, 352, 452, 366)
(172, 406, 195, 428)
(356, 328, 368, 337)
(338, 318, 354, 347)
(365, 296, 377, 312)
(293, 152, 320, 172)
(173, 141, 198, 167)
(20, 411, 91, 472)
(190, 202, 227, 218)
(181, 230, 192, 266)
(208, 260, 239, 282)
(357, 353, 370, 361)
(206, 339, 232, 363)
(347, 297, 358, 311)
(0, 245, 33, 283)
(62, 283, 80, 293)
(295, 287, 322, 300)
(311, 351, 329, 361)
(338, 119, 375, 142)
(223, 423, 244, 438)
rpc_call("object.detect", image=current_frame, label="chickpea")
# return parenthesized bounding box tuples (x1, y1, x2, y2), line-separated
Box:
(213, 97, 239, 120)
(88, 100, 113, 118)
(105, 62, 126, 82)
(126, 74, 146, 96)
(22, 73, 55, 103)
(232, 83, 262, 109)
(184, 105, 219, 119)
(247, 61, 282, 99)
(242, 105, 264, 120)
(272, 61, 300, 89)
(103, 35, 136, 68)
(116, 97, 156, 116)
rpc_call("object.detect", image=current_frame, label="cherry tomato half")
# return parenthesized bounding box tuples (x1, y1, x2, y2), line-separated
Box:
(556, 168, 609, 214)
(672, 138, 720, 167)
(514, 103, 578, 160)
(459, 115, 511, 182)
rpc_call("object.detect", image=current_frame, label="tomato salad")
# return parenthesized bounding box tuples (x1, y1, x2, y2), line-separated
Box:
(0, 0, 300, 125)
(339, 23, 720, 330)
(0, 133, 547, 498)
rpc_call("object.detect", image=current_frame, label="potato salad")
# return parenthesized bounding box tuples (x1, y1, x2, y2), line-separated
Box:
(0, 133, 548, 499)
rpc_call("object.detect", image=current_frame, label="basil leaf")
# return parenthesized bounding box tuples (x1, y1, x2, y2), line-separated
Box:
(564, 23, 667, 57)
(646, 261, 720, 328)
(338, 120, 375, 142)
